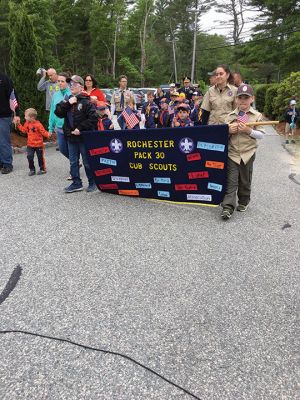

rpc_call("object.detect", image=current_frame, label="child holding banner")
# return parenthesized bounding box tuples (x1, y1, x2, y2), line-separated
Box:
(221, 84, 265, 220)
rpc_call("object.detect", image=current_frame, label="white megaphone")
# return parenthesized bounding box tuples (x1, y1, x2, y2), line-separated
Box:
(36, 67, 46, 75)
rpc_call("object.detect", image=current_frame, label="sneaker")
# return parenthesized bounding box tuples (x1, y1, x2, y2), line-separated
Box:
(237, 204, 248, 212)
(56, 147, 60, 151)
(291, 139, 296, 144)
(285, 140, 289, 144)
(66, 174, 72, 180)
(37, 170, 46, 175)
(86, 183, 97, 192)
(1, 166, 13, 174)
(65, 182, 83, 193)
(221, 207, 234, 220)
(28, 170, 36, 176)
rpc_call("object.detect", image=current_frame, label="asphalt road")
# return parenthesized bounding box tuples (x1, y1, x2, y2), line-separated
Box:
(0, 126, 299, 400)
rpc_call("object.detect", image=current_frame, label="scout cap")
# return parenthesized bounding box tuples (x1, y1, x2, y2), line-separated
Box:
(169, 83, 175, 88)
(171, 91, 179, 96)
(178, 92, 186, 98)
(96, 101, 106, 110)
(177, 103, 189, 111)
(237, 84, 254, 97)
(71, 75, 84, 85)
(290, 99, 296, 105)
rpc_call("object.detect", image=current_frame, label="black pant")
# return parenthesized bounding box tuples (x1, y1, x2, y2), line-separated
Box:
(27, 146, 46, 171)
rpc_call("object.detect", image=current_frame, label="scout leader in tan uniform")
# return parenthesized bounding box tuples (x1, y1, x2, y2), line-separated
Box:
(111, 75, 135, 128)
(201, 64, 237, 125)
(221, 84, 265, 220)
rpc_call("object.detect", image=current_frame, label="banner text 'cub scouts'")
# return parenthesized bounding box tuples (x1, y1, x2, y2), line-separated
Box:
(82, 125, 228, 205)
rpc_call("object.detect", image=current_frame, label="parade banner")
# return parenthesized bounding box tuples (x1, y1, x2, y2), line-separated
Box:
(82, 125, 229, 206)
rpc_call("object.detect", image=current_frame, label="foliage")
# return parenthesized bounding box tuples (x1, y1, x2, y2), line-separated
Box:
(253, 84, 269, 113)
(264, 84, 280, 119)
(273, 72, 300, 119)
(1, 0, 299, 116)
(9, 4, 43, 119)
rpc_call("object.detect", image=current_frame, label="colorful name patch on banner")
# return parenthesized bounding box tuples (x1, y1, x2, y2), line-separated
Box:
(82, 125, 229, 205)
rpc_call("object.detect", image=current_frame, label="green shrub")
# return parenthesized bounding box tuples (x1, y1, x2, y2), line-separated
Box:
(254, 84, 270, 112)
(273, 72, 300, 120)
(264, 84, 280, 119)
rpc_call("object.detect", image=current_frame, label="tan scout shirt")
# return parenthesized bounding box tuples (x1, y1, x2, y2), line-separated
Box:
(226, 106, 265, 164)
(111, 89, 135, 112)
(201, 83, 237, 124)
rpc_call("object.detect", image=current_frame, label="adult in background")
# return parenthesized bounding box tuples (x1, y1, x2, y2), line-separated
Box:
(48, 72, 71, 161)
(83, 74, 106, 104)
(111, 75, 135, 129)
(55, 75, 98, 193)
(201, 64, 237, 125)
(178, 77, 194, 101)
(37, 68, 59, 111)
(233, 72, 244, 87)
(0, 72, 20, 174)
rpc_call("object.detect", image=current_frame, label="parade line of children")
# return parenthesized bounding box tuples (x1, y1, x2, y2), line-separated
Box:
(15, 72, 282, 221)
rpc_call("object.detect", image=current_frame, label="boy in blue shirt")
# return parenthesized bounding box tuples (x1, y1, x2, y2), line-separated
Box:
(284, 99, 299, 144)
(141, 92, 159, 128)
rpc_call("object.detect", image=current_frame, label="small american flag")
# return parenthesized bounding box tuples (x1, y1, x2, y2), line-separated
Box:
(9, 90, 18, 112)
(237, 111, 249, 123)
(122, 106, 140, 129)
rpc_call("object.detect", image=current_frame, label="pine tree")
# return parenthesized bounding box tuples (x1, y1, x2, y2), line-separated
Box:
(9, 4, 41, 115)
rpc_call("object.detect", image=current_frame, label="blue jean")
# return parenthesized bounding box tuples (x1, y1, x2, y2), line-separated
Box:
(67, 140, 94, 185)
(0, 117, 13, 167)
(55, 128, 69, 159)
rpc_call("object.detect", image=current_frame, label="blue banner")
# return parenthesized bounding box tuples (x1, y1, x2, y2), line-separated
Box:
(82, 125, 229, 205)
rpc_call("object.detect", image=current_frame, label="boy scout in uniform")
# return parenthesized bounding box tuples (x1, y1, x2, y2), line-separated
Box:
(221, 84, 265, 220)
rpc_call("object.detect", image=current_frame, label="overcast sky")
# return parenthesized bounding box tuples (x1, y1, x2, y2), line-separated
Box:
(200, 8, 258, 41)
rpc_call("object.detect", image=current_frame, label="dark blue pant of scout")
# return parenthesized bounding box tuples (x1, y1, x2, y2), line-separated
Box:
(67, 141, 94, 187)
(27, 146, 46, 172)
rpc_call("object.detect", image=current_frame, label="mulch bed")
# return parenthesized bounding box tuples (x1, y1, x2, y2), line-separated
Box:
(11, 131, 57, 148)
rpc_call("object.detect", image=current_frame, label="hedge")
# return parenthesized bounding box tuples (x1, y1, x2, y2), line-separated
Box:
(254, 84, 270, 113)
(264, 84, 280, 119)
(273, 72, 300, 120)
